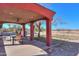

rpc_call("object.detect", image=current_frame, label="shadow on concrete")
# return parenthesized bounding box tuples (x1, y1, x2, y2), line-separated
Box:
(50, 39, 79, 56)
(4, 44, 23, 46)
(30, 37, 79, 56)
(0, 38, 6, 56)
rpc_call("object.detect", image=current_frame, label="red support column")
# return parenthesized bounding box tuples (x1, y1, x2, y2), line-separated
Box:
(46, 19, 52, 47)
(38, 23, 40, 38)
(30, 22, 34, 41)
(21, 24, 26, 37)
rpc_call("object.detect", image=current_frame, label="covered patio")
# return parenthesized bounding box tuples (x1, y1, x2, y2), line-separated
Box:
(0, 3, 79, 56)
(0, 3, 55, 47)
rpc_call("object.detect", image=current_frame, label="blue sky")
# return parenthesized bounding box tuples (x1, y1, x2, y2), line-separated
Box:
(3, 3, 79, 30)
(40, 3, 79, 30)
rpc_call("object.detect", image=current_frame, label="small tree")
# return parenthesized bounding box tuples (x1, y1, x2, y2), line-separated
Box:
(52, 17, 68, 30)
(35, 20, 46, 38)
(35, 21, 41, 37)
(52, 17, 68, 38)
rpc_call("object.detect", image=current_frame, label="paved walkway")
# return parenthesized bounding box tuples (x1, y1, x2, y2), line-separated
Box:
(1, 36, 79, 56)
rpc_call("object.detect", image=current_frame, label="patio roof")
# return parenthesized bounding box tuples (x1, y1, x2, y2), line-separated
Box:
(0, 3, 55, 24)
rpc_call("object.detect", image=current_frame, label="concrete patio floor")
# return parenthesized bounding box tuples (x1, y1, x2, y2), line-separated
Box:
(3, 38, 48, 56)
(5, 45, 47, 56)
